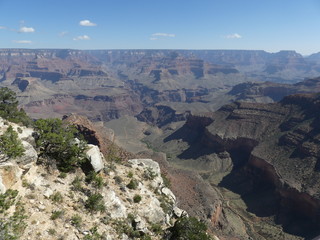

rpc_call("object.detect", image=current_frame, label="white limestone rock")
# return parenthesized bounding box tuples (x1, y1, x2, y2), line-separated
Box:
(137, 194, 165, 223)
(104, 190, 127, 218)
(128, 159, 161, 175)
(133, 216, 148, 234)
(0, 174, 6, 193)
(161, 187, 176, 202)
(16, 141, 38, 167)
(43, 188, 54, 198)
(85, 144, 105, 172)
(173, 206, 188, 218)
(0, 162, 23, 193)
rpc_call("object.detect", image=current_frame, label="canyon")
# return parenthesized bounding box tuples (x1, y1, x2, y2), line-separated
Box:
(2, 48, 320, 239)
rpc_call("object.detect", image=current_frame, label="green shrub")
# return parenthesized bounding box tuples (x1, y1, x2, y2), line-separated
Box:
(50, 192, 63, 203)
(159, 195, 173, 214)
(0, 201, 27, 240)
(141, 234, 152, 240)
(48, 228, 56, 236)
(0, 87, 32, 126)
(126, 179, 138, 190)
(161, 173, 171, 188)
(71, 176, 83, 191)
(50, 210, 64, 220)
(86, 171, 104, 189)
(83, 226, 103, 240)
(112, 219, 140, 238)
(58, 172, 67, 178)
(0, 189, 18, 213)
(114, 176, 123, 185)
(169, 217, 211, 240)
(0, 126, 25, 158)
(34, 118, 87, 172)
(143, 167, 158, 180)
(85, 193, 105, 213)
(70, 214, 82, 228)
(133, 194, 142, 203)
(127, 171, 134, 178)
(150, 223, 163, 235)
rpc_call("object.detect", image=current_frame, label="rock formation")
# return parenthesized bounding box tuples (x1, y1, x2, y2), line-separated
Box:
(159, 93, 320, 239)
(0, 116, 191, 240)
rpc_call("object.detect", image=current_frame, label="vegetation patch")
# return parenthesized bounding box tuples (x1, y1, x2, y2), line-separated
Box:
(133, 194, 142, 203)
(71, 176, 83, 191)
(50, 191, 63, 204)
(0, 87, 31, 126)
(50, 210, 64, 220)
(0, 190, 27, 240)
(143, 167, 158, 180)
(86, 171, 104, 189)
(126, 179, 138, 190)
(161, 173, 171, 188)
(83, 226, 103, 240)
(0, 126, 25, 158)
(168, 216, 211, 240)
(85, 193, 106, 213)
(70, 214, 82, 228)
(34, 118, 87, 172)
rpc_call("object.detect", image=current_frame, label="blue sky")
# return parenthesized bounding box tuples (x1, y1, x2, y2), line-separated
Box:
(1, 0, 320, 55)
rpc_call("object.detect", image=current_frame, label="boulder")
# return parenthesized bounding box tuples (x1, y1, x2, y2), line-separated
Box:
(161, 187, 176, 202)
(0, 162, 23, 193)
(133, 216, 148, 234)
(85, 144, 105, 172)
(43, 188, 54, 198)
(137, 195, 165, 223)
(103, 190, 127, 218)
(173, 206, 188, 218)
(16, 141, 38, 167)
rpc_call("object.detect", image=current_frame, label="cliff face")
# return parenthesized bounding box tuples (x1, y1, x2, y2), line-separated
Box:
(157, 93, 320, 239)
(136, 105, 189, 127)
(228, 77, 320, 103)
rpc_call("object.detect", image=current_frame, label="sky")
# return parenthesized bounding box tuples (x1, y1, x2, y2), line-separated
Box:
(1, 0, 320, 55)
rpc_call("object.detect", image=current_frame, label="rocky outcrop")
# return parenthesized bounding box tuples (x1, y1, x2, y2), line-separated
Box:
(136, 105, 189, 127)
(12, 78, 30, 91)
(85, 144, 105, 172)
(165, 93, 320, 239)
(228, 77, 320, 103)
(63, 114, 135, 161)
(63, 114, 114, 150)
(0, 118, 187, 240)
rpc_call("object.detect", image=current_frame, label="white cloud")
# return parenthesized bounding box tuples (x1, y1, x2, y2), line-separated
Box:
(59, 31, 68, 37)
(226, 33, 242, 39)
(0, 26, 6, 30)
(13, 40, 32, 44)
(73, 35, 90, 41)
(19, 26, 35, 33)
(150, 37, 158, 41)
(152, 33, 175, 38)
(79, 20, 97, 27)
